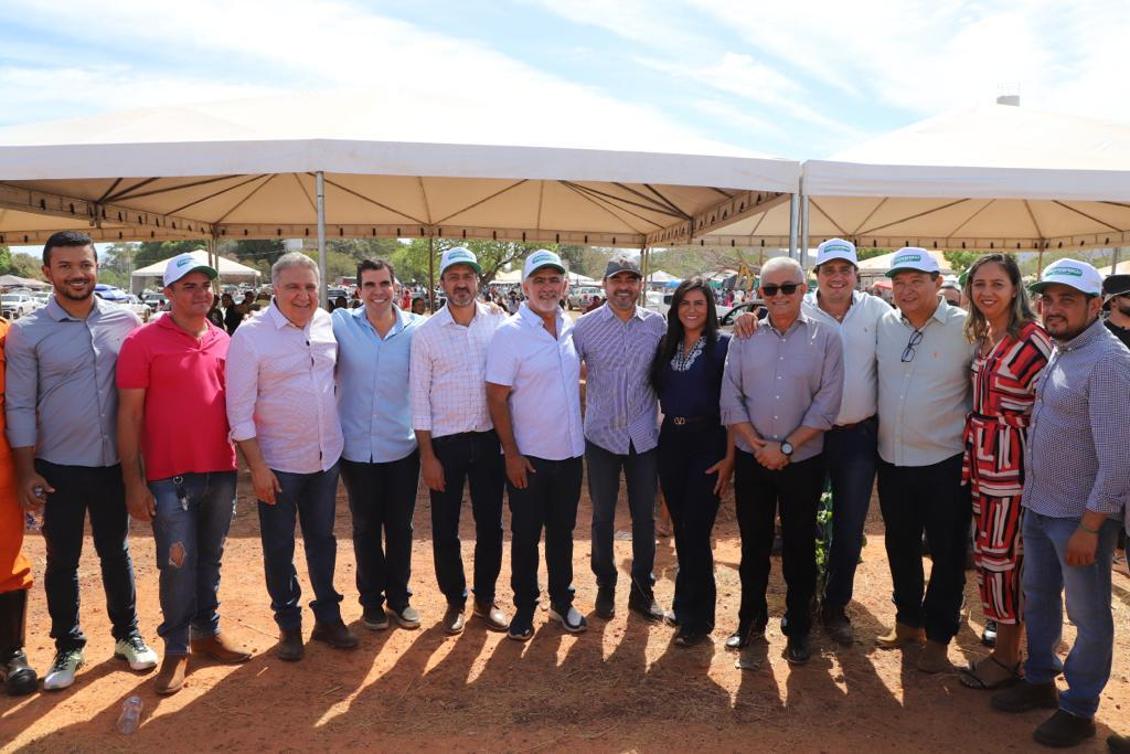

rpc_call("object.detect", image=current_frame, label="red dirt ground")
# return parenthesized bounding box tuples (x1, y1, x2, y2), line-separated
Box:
(2, 467, 1128, 752)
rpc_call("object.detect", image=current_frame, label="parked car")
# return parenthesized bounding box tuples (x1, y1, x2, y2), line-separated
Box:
(566, 286, 602, 310)
(30, 292, 51, 307)
(140, 292, 169, 312)
(1, 293, 35, 320)
(124, 294, 152, 322)
(719, 301, 767, 332)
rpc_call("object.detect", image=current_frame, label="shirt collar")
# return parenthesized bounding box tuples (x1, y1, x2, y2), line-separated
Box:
(518, 301, 564, 331)
(155, 312, 223, 342)
(597, 303, 645, 322)
(267, 300, 316, 331)
(898, 296, 949, 330)
(46, 294, 108, 322)
(351, 303, 410, 337)
(438, 300, 487, 327)
(765, 309, 809, 336)
(1057, 317, 1107, 352)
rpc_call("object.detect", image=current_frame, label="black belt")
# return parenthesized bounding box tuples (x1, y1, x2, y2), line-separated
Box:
(433, 430, 496, 444)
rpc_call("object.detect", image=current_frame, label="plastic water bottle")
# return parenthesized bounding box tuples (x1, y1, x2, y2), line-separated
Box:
(116, 695, 143, 734)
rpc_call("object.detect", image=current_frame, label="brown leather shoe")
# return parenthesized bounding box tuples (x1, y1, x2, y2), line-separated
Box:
(876, 622, 926, 649)
(311, 621, 359, 650)
(916, 640, 952, 673)
(276, 628, 304, 662)
(154, 655, 188, 695)
(190, 633, 252, 664)
(443, 604, 466, 635)
(473, 600, 509, 632)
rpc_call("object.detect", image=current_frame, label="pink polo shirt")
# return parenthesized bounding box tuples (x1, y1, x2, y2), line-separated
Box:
(116, 316, 237, 481)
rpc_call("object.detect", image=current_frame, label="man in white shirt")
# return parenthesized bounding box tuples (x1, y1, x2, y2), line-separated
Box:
(226, 252, 356, 661)
(802, 239, 890, 647)
(874, 249, 973, 674)
(486, 250, 586, 642)
(411, 247, 509, 635)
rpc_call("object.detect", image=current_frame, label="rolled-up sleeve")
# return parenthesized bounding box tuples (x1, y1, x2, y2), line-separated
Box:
(409, 331, 433, 432)
(719, 335, 750, 427)
(801, 328, 844, 431)
(4, 324, 39, 449)
(224, 329, 260, 442)
(1086, 352, 1130, 516)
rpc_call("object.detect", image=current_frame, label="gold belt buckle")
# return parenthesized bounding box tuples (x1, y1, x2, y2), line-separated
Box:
(673, 416, 686, 426)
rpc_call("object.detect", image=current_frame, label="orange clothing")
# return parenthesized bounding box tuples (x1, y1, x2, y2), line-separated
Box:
(0, 318, 32, 594)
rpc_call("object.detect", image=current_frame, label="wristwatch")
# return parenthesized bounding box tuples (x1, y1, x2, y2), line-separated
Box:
(780, 441, 794, 457)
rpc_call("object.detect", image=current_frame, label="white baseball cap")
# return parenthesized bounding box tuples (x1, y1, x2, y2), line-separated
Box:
(163, 252, 217, 287)
(522, 249, 566, 279)
(885, 248, 940, 277)
(439, 246, 482, 276)
(815, 238, 858, 267)
(1029, 258, 1103, 296)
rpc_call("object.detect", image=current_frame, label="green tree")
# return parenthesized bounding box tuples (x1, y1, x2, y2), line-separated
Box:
(225, 239, 287, 267)
(135, 240, 206, 269)
(943, 250, 984, 274)
(0, 244, 11, 273)
(7, 254, 44, 280)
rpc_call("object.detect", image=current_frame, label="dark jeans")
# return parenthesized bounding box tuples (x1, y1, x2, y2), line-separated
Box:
(822, 417, 878, 609)
(37, 460, 139, 652)
(877, 453, 970, 644)
(508, 456, 582, 612)
(149, 471, 237, 655)
(341, 453, 419, 613)
(658, 423, 725, 634)
(256, 462, 343, 630)
(586, 440, 657, 594)
(429, 431, 505, 606)
(734, 451, 825, 638)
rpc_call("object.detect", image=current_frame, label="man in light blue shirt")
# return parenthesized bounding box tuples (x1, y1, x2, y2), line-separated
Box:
(332, 259, 425, 632)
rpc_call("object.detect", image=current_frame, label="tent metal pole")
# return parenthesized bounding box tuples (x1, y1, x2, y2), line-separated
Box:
(428, 236, 435, 312)
(788, 193, 799, 260)
(640, 245, 649, 305)
(207, 236, 217, 286)
(316, 171, 327, 308)
(799, 177, 809, 270)
(1037, 249, 1045, 275)
(1112, 246, 1122, 274)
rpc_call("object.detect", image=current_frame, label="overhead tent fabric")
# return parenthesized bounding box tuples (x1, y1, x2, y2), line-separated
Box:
(683, 104, 1130, 254)
(130, 249, 261, 292)
(0, 90, 799, 249)
(855, 249, 952, 276)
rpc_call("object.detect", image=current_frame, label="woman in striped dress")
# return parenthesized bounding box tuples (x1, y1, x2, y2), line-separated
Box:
(959, 254, 1051, 690)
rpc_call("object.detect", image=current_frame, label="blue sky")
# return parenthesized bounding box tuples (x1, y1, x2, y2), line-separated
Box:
(2, 0, 1127, 161)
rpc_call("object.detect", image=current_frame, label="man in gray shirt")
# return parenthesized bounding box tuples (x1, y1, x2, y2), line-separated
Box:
(720, 257, 843, 664)
(5, 231, 157, 691)
(991, 259, 1130, 749)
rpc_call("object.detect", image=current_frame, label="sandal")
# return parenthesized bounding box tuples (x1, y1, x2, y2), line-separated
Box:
(959, 655, 1021, 690)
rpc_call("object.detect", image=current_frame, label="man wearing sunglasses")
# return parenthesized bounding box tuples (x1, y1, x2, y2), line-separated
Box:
(874, 249, 973, 674)
(720, 257, 843, 664)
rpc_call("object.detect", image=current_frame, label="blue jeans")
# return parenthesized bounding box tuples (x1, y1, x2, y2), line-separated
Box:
(586, 440, 657, 594)
(149, 472, 237, 656)
(1022, 511, 1119, 719)
(256, 463, 343, 630)
(822, 417, 878, 609)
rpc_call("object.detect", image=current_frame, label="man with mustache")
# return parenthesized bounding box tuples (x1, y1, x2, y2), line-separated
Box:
(991, 259, 1130, 749)
(410, 247, 509, 634)
(1102, 273, 1130, 350)
(5, 230, 157, 691)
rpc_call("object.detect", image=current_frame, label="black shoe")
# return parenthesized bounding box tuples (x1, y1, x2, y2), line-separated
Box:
(786, 635, 811, 665)
(362, 606, 389, 631)
(627, 592, 672, 623)
(507, 609, 535, 642)
(1, 649, 37, 696)
(595, 586, 615, 620)
(549, 604, 587, 634)
(1108, 732, 1130, 753)
(1033, 709, 1095, 748)
(674, 628, 707, 648)
(821, 606, 854, 648)
(390, 605, 421, 630)
(991, 680, 1059, 714)
(311, 620, 359, 650)
(276, 628, 304, 661)
(442, 604, 466, 635)
(981, 619, 998, 648)
(725, 623, 766, 651)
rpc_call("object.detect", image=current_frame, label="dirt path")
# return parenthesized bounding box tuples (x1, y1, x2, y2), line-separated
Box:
(2, 468, 1128, 752)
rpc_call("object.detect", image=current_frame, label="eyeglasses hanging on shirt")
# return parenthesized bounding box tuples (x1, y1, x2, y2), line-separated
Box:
(901, 328, 925, 363)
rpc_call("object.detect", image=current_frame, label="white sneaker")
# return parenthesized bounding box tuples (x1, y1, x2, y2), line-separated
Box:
(548, 605, 588, 633)
(114, 636, 159, 671)
(43, 649, 85, 691)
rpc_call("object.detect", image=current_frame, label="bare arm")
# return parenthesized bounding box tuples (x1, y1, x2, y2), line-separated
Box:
(117, 388, 155, 521)
(236, 438, 282, 505)
(415, 430, 445, 492)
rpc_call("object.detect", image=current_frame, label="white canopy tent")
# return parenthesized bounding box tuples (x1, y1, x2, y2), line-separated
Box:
(130, 249, 261, 293)
(674, 104, 1130, 266)
(1099, 260, 1130, 276)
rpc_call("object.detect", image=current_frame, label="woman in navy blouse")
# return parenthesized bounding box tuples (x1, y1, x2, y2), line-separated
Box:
(650, 277, 734, 647)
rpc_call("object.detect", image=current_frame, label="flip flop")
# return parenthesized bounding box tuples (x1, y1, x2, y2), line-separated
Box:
(959, 655, 1021, 690)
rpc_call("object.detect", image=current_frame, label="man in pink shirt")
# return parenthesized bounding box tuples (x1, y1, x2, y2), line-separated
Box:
(117, 252, 252, 695)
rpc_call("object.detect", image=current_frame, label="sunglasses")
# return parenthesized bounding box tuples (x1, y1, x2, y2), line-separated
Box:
(760, 283, 802, 298)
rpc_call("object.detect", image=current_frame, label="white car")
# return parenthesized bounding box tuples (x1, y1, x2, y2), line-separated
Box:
(1, 293, 36, 319)
(124, 294, 151, 322)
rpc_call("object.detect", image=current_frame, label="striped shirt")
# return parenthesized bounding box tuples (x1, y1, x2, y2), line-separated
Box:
(1022, 318, 1130, 522)
(409, 302, 506, 439)
(572, 304, 666, 454)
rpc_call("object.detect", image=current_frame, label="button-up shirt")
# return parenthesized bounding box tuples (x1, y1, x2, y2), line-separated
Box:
(333, 305, 423, 464)
(720, 313, 843, 462)
(225, 302, 343, 474)
(802, 289, 888, 425)
(876, 297, 973, 467)
(572, 304, 665, 455)
(1022, 318, 1130, 522)
(410, 301, 505, 438)
(5, 296, 141, 467)
(485, 302, 584, 461)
